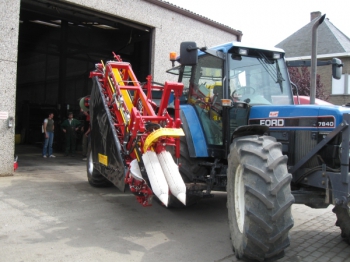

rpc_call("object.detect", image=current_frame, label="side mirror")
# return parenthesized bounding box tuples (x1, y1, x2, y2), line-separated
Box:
(332, 58, 343, 80)
(180, 42, 198, 66)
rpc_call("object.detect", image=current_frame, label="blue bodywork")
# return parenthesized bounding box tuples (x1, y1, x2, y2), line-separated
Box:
(181, 103, 350, 157)
(249, 105, 350, 131)
(180, 105, 208, 157)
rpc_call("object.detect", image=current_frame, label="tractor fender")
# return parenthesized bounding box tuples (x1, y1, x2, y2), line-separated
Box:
(180, 105, 208, 157)
(231, 124, 269, 143)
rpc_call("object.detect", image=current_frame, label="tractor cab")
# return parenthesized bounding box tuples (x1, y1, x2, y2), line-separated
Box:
(167, 42, 294, 156)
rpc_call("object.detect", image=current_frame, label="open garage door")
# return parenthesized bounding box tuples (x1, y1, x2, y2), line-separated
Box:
(17, 0, 152, 148)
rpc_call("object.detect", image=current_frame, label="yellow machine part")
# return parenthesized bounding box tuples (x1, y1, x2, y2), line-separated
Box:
(143, 128, 185, 152)
(111, 67, 134, 113)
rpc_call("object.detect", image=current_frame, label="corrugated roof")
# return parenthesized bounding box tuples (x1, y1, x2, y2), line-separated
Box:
(142, 0, 242, 40)
(275, 15, 350, 58)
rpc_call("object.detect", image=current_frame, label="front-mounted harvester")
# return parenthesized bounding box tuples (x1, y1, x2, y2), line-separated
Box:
(86, 39, 350, 260)
(87, 53, 187, 207)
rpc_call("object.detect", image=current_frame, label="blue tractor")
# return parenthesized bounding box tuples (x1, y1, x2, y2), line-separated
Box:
(167, 41, 349, 261)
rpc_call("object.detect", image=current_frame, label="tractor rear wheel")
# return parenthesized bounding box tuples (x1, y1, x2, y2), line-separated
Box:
(87, 142, 112, 187)
(227, 135, 294, 261)
(333, 205, 350, 243)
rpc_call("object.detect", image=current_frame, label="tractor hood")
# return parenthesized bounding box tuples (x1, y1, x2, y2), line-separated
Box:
(249, 104, 350, 131)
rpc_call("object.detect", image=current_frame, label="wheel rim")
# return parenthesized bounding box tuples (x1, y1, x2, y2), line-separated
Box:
(234, 164, 245, 233)
(88, 151, 94, 174)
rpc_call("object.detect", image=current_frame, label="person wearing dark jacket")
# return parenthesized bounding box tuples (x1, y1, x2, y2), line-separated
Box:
(61, 112, 81, 156)
(78, 108, 91, 160)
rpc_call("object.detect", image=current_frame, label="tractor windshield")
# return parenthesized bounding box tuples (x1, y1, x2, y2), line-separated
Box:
(229, 52, 293, 105)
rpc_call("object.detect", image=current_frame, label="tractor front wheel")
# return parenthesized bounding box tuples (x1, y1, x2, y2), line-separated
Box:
(227, 135, 294, 261)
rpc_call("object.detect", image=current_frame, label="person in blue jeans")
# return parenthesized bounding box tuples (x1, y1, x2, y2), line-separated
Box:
(42, 112, 55, 158)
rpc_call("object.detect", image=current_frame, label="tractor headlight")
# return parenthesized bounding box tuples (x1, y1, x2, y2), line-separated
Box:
(272, 53, 281, 59)
(238, 48, 248, 56)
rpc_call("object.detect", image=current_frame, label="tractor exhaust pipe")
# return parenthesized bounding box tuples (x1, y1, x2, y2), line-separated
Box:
(310, 14, 326, 104)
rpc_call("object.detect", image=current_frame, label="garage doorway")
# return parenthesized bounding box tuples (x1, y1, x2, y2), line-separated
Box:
(17, 0, 152, 150)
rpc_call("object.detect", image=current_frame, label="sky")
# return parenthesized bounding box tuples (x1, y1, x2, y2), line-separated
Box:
(165, 0, 350, 47)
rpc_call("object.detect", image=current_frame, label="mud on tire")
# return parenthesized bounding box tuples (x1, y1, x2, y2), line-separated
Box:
(227, 135, 294, 261)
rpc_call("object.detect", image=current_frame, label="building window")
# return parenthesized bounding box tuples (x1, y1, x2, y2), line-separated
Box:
(332, 74, 349, 94)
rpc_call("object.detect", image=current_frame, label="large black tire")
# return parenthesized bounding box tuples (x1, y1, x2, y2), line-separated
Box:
(333, 205, 350, 243)
(177, 136, 208, 182)
(87, 142, 113, 187)
(168, 136, 208, 207)
(227, 135, 294, 261)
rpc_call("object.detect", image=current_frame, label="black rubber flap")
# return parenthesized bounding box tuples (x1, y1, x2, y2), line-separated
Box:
(90, 76, 125, 191)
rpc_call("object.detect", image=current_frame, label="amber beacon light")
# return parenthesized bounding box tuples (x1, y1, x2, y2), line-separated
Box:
(170, 52, 177, 67)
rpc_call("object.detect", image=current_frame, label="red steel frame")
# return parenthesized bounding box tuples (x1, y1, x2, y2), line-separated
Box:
(90, 54, 184, 206)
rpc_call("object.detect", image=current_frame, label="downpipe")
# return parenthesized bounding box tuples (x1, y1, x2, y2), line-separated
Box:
(310, 14, 325, 104)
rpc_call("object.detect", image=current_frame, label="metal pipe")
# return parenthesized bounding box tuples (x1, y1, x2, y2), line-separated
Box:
(310, 14, 326, 104)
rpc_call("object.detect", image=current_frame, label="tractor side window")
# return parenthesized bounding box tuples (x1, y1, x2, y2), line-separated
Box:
(190, 55, 224, 146)
(167, 56, 225, 146)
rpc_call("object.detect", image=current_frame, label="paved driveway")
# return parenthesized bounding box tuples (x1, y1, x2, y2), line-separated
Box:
(0, 145, 349, 262)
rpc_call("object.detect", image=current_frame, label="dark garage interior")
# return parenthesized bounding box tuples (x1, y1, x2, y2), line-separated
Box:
(16, 0, 152, 150)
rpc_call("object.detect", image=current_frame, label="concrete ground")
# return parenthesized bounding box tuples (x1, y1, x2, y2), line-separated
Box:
(0, 145, 349, 262)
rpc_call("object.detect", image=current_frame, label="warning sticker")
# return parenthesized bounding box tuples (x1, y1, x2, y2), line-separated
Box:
(98, 153, 108, 166)
(0, 112, 8, 120)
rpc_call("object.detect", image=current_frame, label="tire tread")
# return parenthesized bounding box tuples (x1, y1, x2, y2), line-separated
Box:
(227, 135, 294, 261)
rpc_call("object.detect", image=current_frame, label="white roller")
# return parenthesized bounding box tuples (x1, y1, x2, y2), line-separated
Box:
(142, 151, 169, 206)
(129, 159, 143, 181)
(158, 151, 187, 206)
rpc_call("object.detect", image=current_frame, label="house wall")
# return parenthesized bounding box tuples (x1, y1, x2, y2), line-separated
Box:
(328, 57, 350, 105)
(0, 0, 239, 175)
(0, 0, 21, 175)
(297, 57, 350, 105)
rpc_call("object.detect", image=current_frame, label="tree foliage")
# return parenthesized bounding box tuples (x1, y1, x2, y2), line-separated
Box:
(288, 67, 329, 101)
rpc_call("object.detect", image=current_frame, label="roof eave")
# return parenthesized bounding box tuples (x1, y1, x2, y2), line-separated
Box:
(143, 0, 242, 40)
(285, 52, 350, 61)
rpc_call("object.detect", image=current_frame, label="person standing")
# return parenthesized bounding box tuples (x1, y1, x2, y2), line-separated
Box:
(61, 112, 81, 157)
(42, 112, 55, 158)
(81, 109, 90, 160)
